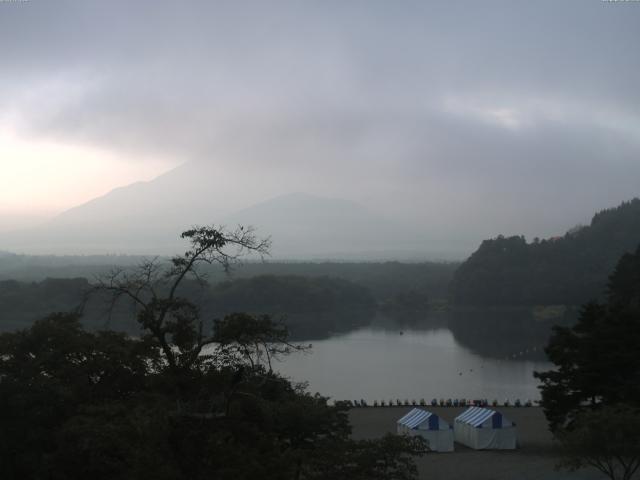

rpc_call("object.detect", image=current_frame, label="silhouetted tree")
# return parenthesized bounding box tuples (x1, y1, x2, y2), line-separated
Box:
(0, 313, 159, 479)
(535, 245, 640, 431)
(213, 312, 308, 372)
(533, 246, 640, 480)
(93, 225, 271, 372)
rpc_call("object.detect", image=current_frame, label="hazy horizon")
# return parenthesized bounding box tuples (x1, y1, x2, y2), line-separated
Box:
(1, 1, 639, 258)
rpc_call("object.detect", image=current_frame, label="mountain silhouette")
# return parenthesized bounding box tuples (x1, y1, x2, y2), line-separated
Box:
(0, 163, 433, 259)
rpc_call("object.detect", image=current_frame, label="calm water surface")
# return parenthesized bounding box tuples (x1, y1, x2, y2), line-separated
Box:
(275, 325, 552, 403)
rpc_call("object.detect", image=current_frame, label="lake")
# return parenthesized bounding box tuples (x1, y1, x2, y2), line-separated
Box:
(275, 313, 555, 403)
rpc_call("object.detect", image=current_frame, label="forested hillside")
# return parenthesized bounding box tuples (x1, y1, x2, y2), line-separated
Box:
(0, 257, 457, 303)
(206, 275, 376, 338)
(0, 278, 90, 331)
(0, 275, 376, 339)
(451, 199, 640, 306)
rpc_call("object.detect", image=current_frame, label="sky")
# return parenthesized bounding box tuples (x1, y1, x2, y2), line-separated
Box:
(1, 0, 639, 243)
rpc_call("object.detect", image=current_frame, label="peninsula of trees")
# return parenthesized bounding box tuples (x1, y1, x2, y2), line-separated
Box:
(451, 199, 640, 306)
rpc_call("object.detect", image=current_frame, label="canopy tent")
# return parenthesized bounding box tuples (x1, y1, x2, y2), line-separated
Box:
(396, 408, 454, 452)
(454, 407, 516, 450)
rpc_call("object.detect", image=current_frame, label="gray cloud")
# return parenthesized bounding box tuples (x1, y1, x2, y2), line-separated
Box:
(1, 0, 639, 253)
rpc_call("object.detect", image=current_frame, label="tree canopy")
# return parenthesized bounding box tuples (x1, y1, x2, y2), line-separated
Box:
(535, 244, 640, 430)
(535, 244, 640, 479)
(556, 404, 640, 480)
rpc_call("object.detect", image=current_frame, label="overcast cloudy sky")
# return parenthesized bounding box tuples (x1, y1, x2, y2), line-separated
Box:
(1, 0, 639, 243)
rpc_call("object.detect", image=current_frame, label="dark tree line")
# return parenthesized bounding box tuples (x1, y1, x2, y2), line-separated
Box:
(0, 255, 458, 305)
(452, 198, 640, 306)
(210, 275, 374, 315)
(0, 274, 376, 339)
(0, 277, 90, 331)
(207, 275, 376, 339)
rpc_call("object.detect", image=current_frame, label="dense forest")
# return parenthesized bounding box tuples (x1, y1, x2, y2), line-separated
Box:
(0, 260, 454, 337)
(451, 199, 640, 306)
(0, 256, 457, 304)
(0, 278, 92, 332)
(0, 275, 377, 339)
(207, 275, 375, 338)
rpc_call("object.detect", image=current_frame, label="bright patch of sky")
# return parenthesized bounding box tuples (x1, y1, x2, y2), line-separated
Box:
(0, 128, 176, 216)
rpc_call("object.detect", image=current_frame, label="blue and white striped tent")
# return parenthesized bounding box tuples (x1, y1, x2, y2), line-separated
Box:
(396, 408, 454, 452)
(454, 407, 516, 450)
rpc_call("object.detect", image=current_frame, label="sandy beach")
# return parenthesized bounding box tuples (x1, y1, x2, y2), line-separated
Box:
(349, 407, 604, 480)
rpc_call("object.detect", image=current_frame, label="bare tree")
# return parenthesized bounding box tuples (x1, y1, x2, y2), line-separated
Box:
(213, 312, 310, 372)
(92, 225, 271, 372)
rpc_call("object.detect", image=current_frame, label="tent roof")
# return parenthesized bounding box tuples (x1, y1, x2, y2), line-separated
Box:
(455, 407, 509, 427)
(397, 408, 438, 429)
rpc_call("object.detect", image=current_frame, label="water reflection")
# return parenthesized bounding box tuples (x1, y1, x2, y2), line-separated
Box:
(275, 311, 561, 402)
(448, 309, 554, 361)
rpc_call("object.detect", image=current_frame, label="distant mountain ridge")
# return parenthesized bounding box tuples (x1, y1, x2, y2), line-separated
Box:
(451, 198, 640, 306)
(0, 160, 433, 258)
(224, 192, 421, 258)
